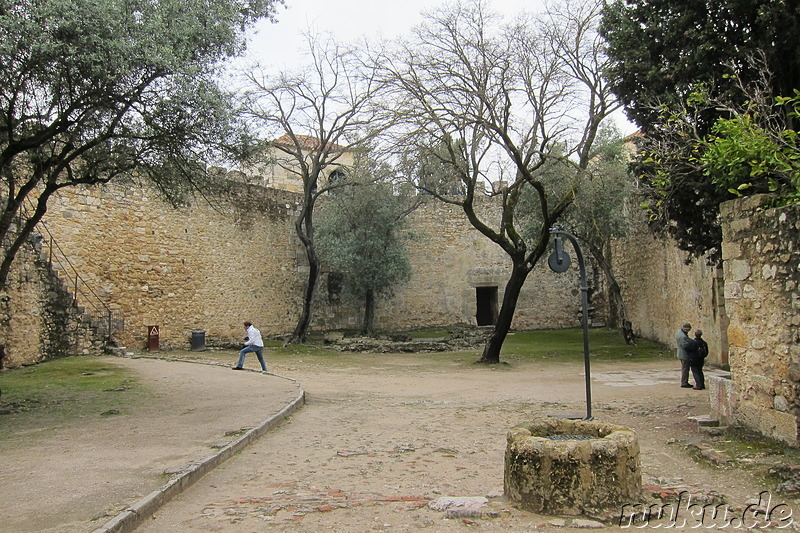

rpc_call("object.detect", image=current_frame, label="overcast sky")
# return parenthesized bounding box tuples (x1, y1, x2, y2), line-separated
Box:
(239, 0, 544, 69)
(236, 0, 636, 134)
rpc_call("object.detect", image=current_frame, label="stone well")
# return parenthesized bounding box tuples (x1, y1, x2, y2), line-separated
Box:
(504, 418, 641, 516)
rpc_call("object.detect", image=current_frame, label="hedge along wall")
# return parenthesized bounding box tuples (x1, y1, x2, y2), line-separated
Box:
(720, 195, 800, 446)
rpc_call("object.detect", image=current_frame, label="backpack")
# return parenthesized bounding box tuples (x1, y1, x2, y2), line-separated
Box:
(696, 339, 708, 360)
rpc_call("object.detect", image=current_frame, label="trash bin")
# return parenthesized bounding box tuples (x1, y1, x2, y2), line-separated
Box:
(147, 325, 160, 352)
(191, 330, 206, 351)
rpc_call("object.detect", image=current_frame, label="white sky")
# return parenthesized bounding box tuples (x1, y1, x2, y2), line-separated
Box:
(239, 0, 544, 69)
(235, 0, 636, 134)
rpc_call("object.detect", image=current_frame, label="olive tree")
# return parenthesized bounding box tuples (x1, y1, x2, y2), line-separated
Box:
(315, 170, 414, 336)
(241, 35, 388, 344)
(0, 0, 282, 288)
(379, 0, 619, 363)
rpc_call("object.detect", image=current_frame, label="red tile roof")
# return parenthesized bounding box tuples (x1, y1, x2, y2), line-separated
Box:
(273, 134, 348, 152)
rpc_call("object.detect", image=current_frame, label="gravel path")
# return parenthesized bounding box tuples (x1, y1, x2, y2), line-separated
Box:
(133, 356, 795, 532)
(0, 357, 300, 533)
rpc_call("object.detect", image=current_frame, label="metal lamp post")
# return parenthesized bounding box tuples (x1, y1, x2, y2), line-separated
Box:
(548, 225, 592, 420)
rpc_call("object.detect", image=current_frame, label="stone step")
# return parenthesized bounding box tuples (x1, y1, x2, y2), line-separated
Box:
(699, 425, 729, 437)
(687, 414, 720, 427)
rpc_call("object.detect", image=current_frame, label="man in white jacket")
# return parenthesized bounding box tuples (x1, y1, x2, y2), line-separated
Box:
(233, 321, 267, 372)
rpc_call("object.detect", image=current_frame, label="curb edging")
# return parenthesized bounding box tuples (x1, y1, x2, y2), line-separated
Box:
(92, 369, 305, 533)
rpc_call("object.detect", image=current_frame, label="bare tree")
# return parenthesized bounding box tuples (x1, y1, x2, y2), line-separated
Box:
(380, 0, 619, 363)
(242, 34, 388, 343)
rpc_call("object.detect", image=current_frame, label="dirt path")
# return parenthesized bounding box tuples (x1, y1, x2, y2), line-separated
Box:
(129, 357, 799, 532)
(0, 357, 300, 533)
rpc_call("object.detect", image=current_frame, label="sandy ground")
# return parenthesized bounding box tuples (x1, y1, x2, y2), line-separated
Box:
(3, 353, 799, 532)
(0, 357, 300, 533)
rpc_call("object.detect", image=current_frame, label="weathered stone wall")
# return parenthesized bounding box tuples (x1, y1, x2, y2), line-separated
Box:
(313, 197, 585, 332)
(0, 245, 47, 367)
(0, 241, 100, 367)
(38, 182, 305, 351)
(719, 195, 800, 446)
(9, 182, 592, 360)
(610, 226, 727, 366)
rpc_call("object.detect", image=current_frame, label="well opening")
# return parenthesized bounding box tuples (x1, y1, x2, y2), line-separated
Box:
(504, 417, 641, 516)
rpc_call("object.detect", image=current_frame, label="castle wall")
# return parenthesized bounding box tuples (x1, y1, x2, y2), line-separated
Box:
(0, 246, 48, 367)
(719, 195, 800, 446)
(0, 241, 100, 367)
(313, 197, 585, 332)
(610, 230, 727, 366)
(38, 182, 304, 351)
(23, 182, 591, 356)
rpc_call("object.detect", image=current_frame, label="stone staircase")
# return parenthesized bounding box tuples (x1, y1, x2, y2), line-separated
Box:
(29, 225, 123, 355)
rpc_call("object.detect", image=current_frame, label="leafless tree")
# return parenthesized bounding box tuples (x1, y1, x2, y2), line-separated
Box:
(242, 34, 388, 343)
(379, 0, 619, 363)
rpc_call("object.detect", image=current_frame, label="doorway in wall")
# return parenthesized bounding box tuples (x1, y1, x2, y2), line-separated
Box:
(475, 286, 498, 326)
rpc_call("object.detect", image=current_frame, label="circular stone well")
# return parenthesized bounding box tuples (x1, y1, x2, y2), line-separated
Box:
(504, 418, 641, 516)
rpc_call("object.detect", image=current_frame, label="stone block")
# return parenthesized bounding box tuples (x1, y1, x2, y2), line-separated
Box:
(504, 418, 641, 516)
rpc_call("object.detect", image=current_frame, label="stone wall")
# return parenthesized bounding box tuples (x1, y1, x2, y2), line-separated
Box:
(37, 182, 304, 352)
(0, 240, 100, 367)
(313, 197, 586, 332)
(3, 182, 594, 363)
(719, 195, 800, 446)
(610, 225, 727, 367)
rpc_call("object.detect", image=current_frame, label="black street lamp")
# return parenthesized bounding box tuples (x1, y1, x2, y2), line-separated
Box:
(548, 225, 593, 420)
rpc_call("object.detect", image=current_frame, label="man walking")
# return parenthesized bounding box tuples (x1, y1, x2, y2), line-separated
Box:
(233, 321, 267, 372)
(675, 322, 696, 388)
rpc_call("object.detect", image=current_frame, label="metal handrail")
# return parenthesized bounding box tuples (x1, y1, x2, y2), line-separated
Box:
(17, 198, 123, 338)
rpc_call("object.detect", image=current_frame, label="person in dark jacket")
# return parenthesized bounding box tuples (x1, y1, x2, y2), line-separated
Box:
(690, 329, 709, 390)
(676, 322, 697, 388)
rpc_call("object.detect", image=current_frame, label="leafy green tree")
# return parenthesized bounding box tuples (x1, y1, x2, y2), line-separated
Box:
(700, 90, 800, 200)
(0, 0, 281, 288)
(315, 177, 413, 336)
(601, 0, 800, 262)
(381, 0, 618, 363)
(399, 138, 466, 197)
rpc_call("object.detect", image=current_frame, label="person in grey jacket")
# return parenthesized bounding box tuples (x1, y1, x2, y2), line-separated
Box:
(676, 322, 697, 388)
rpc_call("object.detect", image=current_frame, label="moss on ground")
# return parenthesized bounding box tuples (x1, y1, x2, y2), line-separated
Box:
(0, 356, 144, 439)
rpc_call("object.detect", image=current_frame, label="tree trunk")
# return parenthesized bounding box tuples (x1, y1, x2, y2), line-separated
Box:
(478, 262, 530, 364)
(0, 187, 52, 290)
(286, 204, 319, 344)
(587, 241, 636, 345)
(362, 288, 375, 336)
(287, 257, 319, 344)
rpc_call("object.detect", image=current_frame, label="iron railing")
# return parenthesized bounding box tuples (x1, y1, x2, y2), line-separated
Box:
(31, 218, 124, 339)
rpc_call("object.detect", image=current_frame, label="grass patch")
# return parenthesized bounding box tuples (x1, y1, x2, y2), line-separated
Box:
(500, 328, 671, 363)
(0, 356, 143, 438)
(178, 327, 669, 370)
(713, 427, 800, 466)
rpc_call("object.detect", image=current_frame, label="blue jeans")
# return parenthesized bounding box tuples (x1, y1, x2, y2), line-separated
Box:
(237, 345, 267, 371)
